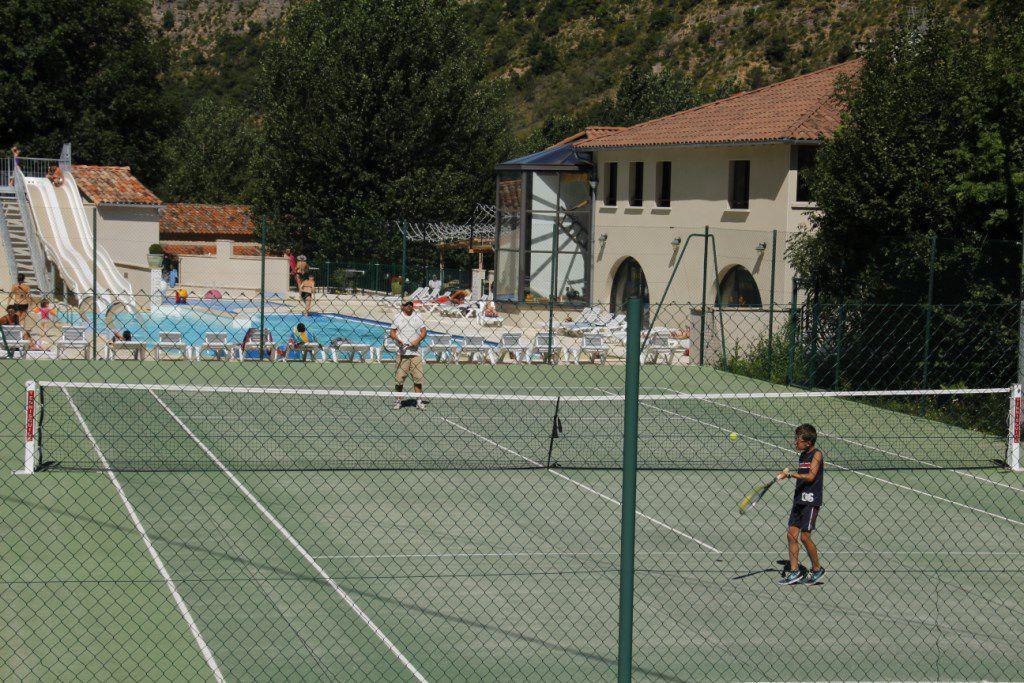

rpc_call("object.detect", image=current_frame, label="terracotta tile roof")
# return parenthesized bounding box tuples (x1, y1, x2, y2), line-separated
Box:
(550, 126, 628, 149)
(160, 204, 256, 240)
(162, 243, 214, 256)
(576, 59, 862, 149)
(71, 165, 162, 205)
(161, 241, 276, 257)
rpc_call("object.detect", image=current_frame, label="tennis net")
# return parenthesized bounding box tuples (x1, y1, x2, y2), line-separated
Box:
(22, 381, 1020, 473)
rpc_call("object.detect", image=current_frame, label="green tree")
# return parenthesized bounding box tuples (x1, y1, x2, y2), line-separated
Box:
(252, 0, 513, 261)
(0, 0, 174, 182)
(160, 98, 257, 203)
(789, 12, 1023, 305)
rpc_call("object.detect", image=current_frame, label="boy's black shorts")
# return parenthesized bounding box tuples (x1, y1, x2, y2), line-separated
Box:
(788, 504, 820, 531)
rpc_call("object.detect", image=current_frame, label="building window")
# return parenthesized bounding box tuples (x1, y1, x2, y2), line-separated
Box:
(795, 146, 817, 203)
(604, 163, 617, 206)
(629, 162, 644, 207)
(611, 257, 649, 316)
(716, 265, 762, 308)
(655, 162, 671, 207)
(729, 160, 750, 210)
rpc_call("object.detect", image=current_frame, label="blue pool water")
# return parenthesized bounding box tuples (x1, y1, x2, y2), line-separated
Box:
(63, 306, 394, 350)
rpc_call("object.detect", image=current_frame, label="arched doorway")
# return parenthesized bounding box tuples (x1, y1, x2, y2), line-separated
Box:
(610, 257, 649, 314)
(716, 265, 762, 307)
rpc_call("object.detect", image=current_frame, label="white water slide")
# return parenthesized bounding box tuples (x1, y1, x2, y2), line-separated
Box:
(24, 173, 134, 312)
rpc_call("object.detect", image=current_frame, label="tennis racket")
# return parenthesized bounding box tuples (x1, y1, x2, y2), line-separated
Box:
(738, 468, 788, 514)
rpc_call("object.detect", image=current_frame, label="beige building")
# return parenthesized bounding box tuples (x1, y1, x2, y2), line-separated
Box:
(161, 204, 289, 295)
(74, 165, 163, 295)
(496, 59, 861, 315)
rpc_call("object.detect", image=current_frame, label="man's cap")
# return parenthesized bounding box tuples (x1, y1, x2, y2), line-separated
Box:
(401, 300, 415, 307)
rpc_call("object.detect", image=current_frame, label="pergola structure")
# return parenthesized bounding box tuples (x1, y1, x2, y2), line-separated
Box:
(389, 204, 518, 293)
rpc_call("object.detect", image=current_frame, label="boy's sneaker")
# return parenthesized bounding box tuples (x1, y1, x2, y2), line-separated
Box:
(392, 399, 402, 410)
(804, 567, 825, 584)
(416, 399, 426, 411)
(777, 568, 804, 586)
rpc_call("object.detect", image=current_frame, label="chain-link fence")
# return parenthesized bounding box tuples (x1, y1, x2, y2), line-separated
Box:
(1, 287, 1022, 681)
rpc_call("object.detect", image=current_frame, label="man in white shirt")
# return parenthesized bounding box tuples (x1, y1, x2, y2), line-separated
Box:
(389, 300, 427, 410)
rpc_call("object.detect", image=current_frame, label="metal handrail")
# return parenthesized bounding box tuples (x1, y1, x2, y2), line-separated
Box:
(12, 168, 52, 293)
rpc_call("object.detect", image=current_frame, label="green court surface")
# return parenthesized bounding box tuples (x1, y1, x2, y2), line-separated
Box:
(2, 360, 1023, 681)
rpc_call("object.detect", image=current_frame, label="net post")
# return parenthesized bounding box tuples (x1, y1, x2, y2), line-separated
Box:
(17, 381, 37, 474)
(617, 297, 641, 683)
(1009, 384, 1022, 472)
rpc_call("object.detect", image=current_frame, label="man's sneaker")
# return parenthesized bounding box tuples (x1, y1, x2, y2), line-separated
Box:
(392, 399, 402, 410)
(416, 398, 426, 411)
(777, 569, 804, 586)
(804, 567, 825, 584)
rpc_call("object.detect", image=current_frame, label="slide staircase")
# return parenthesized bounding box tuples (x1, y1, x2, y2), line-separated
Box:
(0, 191, 49, 295)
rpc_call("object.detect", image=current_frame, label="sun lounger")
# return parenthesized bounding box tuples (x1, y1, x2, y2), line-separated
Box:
(423, 334, 458, 363)
(458, 335, 491, 363)
(236, 330, 276, 361)
(572, 333, 611, 364)
(526, 333, 564, 364)
(491, 333, 528, 364)
(642, 333, 676, 365)
(0, 325, 31, 358)
(329, 337, 373, 362)
(194, 332, 233, 360)
(106, 339, 148, 360)
(153, 331, 189, 360)
(54, 325, 90, 359)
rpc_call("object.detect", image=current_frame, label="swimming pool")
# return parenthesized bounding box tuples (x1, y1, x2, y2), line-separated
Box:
(62, 306, 395, 350)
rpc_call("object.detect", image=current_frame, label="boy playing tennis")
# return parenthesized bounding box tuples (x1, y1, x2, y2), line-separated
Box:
(777, 424, 825, 585)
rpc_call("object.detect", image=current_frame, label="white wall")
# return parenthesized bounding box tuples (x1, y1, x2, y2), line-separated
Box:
(89, 203, 161, 293)
(178, 240, 289, 294)
(590, 143, 815, 306)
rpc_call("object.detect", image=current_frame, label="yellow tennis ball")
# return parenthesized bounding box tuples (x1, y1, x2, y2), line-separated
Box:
(729, 432, 738, 441)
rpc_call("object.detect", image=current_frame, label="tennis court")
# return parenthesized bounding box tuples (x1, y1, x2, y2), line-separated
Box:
(3, 359, 1024, 681)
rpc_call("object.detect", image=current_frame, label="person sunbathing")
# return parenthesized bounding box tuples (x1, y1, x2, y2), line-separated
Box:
(289, 322, 321, 361)
(0, 305, 21, 326)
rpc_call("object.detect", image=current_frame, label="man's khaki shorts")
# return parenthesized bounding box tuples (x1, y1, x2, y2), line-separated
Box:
(396, 355, 425, 385)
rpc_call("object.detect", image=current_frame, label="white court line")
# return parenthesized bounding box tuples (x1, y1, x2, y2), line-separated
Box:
(639, 391, 1024, 528)
(436, 414, 721, 553)
(664, 386, 1024, 495)
(314, 549, 1024, 560)
(148, 389, 428, 683)
(62, 388, 224, 682)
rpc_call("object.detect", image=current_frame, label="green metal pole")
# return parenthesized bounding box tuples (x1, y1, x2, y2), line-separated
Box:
(91, 205, 98, 360)
(786, 278, 799, 386)
(401, 222, 408, 295)
(617, 297, 642, 683)
(834, 302, 845, 389)
(808, 294, 820, 387)
(699, 225, 709, 364)
(921, 234, 937, 414)
(922, 234, 937, 390)
(547, 216, 558, 363)
(259, 216, 266, 360)
(766, 230, 777, 380)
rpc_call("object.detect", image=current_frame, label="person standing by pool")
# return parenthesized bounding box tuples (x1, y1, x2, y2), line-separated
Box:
(299, 272, 315, 315)
(390, 300, 427, 410)
(295, 255, 308, 290)
(9, 274, 31, 316)
(286, 248, 297, 287)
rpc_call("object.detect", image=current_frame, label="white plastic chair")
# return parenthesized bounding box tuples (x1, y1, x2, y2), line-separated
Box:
(573, 333, 610, 364)
(491, 333, 529, 364)
(194, 332, 233, 361)
(54, 326, 90, 359)
(459, 335, 491, 364)
(153, 331, 189, 360)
